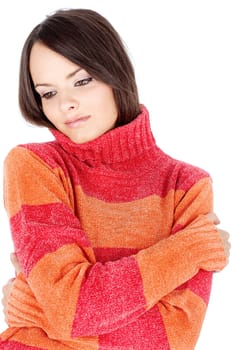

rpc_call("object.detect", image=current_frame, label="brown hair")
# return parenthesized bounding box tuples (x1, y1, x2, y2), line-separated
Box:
(19, 8, 141, 129)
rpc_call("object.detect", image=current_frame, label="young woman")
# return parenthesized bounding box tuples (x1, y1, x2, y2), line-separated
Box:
(0, 8, 230, 350)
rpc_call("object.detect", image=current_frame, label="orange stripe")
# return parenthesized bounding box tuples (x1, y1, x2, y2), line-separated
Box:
(4, 147, 74, 218)
(173, 177, 213, 227)
(28, 244, 94, 339)
(135, 212, 216, 308)
(158, 289, 207, 350)
(75, 185, 175, 248)
(1, 327, 98, 349)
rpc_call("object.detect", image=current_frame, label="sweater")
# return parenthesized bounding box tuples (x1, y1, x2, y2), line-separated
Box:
(0, 106, 226, 350)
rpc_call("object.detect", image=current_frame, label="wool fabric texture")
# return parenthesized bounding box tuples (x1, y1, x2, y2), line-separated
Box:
(0, 106, 226, 349)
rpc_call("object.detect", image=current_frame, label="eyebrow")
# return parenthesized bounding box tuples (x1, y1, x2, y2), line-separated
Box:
(34, 67, 83, 88)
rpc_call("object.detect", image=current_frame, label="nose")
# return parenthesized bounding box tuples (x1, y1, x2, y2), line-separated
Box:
(59, 92, 79, 113)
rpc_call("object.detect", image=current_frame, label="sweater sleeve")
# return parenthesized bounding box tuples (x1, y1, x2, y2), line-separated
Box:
(153, 176, 217, 349)
(3, 146, 226, 341)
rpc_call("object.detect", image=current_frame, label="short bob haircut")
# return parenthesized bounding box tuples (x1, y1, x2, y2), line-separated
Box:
(19, 8, 141, 129)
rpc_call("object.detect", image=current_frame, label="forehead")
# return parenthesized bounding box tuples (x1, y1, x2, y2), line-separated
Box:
(29, 42, 80, 83)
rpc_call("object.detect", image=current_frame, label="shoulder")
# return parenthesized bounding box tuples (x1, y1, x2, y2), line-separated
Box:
(175, 158, 210, 191)
(4, 141, 67, 171)
(156, 147, 211, 191)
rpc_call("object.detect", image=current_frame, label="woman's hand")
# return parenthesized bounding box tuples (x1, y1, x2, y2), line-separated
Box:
(1, 253, 22, 324)
(205, 212, 231, 264)
(1, 278, 15, 324)
(218, 228, 231, 264)
(10, 252, 22, 275)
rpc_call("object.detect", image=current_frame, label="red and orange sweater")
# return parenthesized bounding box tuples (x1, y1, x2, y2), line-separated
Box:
(0, 106, 226, 349)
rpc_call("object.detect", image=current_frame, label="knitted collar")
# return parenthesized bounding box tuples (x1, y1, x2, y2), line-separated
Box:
(50, 105, 156, 164)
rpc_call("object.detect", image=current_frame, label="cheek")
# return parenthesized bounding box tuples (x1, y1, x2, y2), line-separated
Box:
(106, 96, 118, 122)
(94, 89, 117, 116)
(41, 103, 55, 121)
(105, 89, 117, 113)
(41, 101, 48, 114)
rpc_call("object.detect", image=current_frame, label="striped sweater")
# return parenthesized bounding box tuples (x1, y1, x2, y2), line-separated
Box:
(0, 106, 226, 349)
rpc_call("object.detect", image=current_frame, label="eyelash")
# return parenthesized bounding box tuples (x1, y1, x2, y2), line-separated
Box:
(41, 91, 56, 100)
(74, 77, 93, 87)
(40, 77, 93, 100)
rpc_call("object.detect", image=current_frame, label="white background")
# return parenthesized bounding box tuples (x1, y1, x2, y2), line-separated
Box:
(0, 1, 232, 348)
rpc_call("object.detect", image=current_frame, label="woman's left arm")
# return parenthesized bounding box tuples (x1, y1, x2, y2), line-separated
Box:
(155, 187, 230, 350)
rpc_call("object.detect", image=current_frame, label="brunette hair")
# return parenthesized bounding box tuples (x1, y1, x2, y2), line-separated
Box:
(19, 8, 141, 129)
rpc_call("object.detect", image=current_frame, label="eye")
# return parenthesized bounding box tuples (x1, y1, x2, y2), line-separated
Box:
(41, 91, 57, 100)
(74, 77, 93, 87)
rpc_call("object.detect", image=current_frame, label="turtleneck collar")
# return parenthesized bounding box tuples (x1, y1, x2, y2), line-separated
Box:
(50, 105, 156, 164)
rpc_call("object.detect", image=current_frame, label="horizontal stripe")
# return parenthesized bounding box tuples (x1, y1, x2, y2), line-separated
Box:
(76, 185, 174, 248)
(0, 341, 97, 350)
(173, 177, 213, 227)
(9, 144, 209, 204)
(99, 305, 169, 350)
(72, 255, 146, 336)
(10, 203, 91, 275)
(136, 213, 224, 309)
(93, 247, 139, 262)
(177, 269, 212, 305)
(0, 328, 98, 350)
(27, 244, 93, 339)
(4, 147, 74, 218)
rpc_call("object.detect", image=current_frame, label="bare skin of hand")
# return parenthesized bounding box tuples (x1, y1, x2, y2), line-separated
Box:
(1, 213, 231, 325)
(10, 253, 22, 275)
(1, 279, 14, 324)
(1, 253, 22, 324)
(206, 212, 231, 263)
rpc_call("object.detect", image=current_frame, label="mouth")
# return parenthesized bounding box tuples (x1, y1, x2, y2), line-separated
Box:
(65, 115, 91, 128)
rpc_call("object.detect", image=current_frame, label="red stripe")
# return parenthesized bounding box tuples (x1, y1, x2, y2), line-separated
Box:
(99, 304, 169, 350)
(21, 144, 209, 202)
(10, 203, 90, 276)
(72, 256, 146, 336)
(22, 143, 71, 178)
(177, 270, 212, 305)
(94, 247, 139, 262)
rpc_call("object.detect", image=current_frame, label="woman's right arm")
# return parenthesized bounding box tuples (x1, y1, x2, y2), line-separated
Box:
(3, 146, 227, 341)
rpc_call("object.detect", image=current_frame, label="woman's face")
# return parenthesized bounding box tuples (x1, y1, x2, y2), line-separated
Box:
(29, 42, 118, 144)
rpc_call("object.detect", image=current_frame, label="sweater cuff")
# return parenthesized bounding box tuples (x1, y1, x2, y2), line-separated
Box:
(136, 214, 226, 309)
(7, 273, 44, 329)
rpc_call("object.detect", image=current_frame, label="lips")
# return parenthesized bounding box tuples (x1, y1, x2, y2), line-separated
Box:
(65, 115, 91, 128)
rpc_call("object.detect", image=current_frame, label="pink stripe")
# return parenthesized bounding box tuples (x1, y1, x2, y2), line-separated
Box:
(11, 203, 90, 276)
(72, 256, 146, 336)
(94, 247, 139, 262)
(21, 143, 71, 177)
(21, 144, 209, 202)
(99, 304, 169, 349)
(177, 270, 212, 305)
